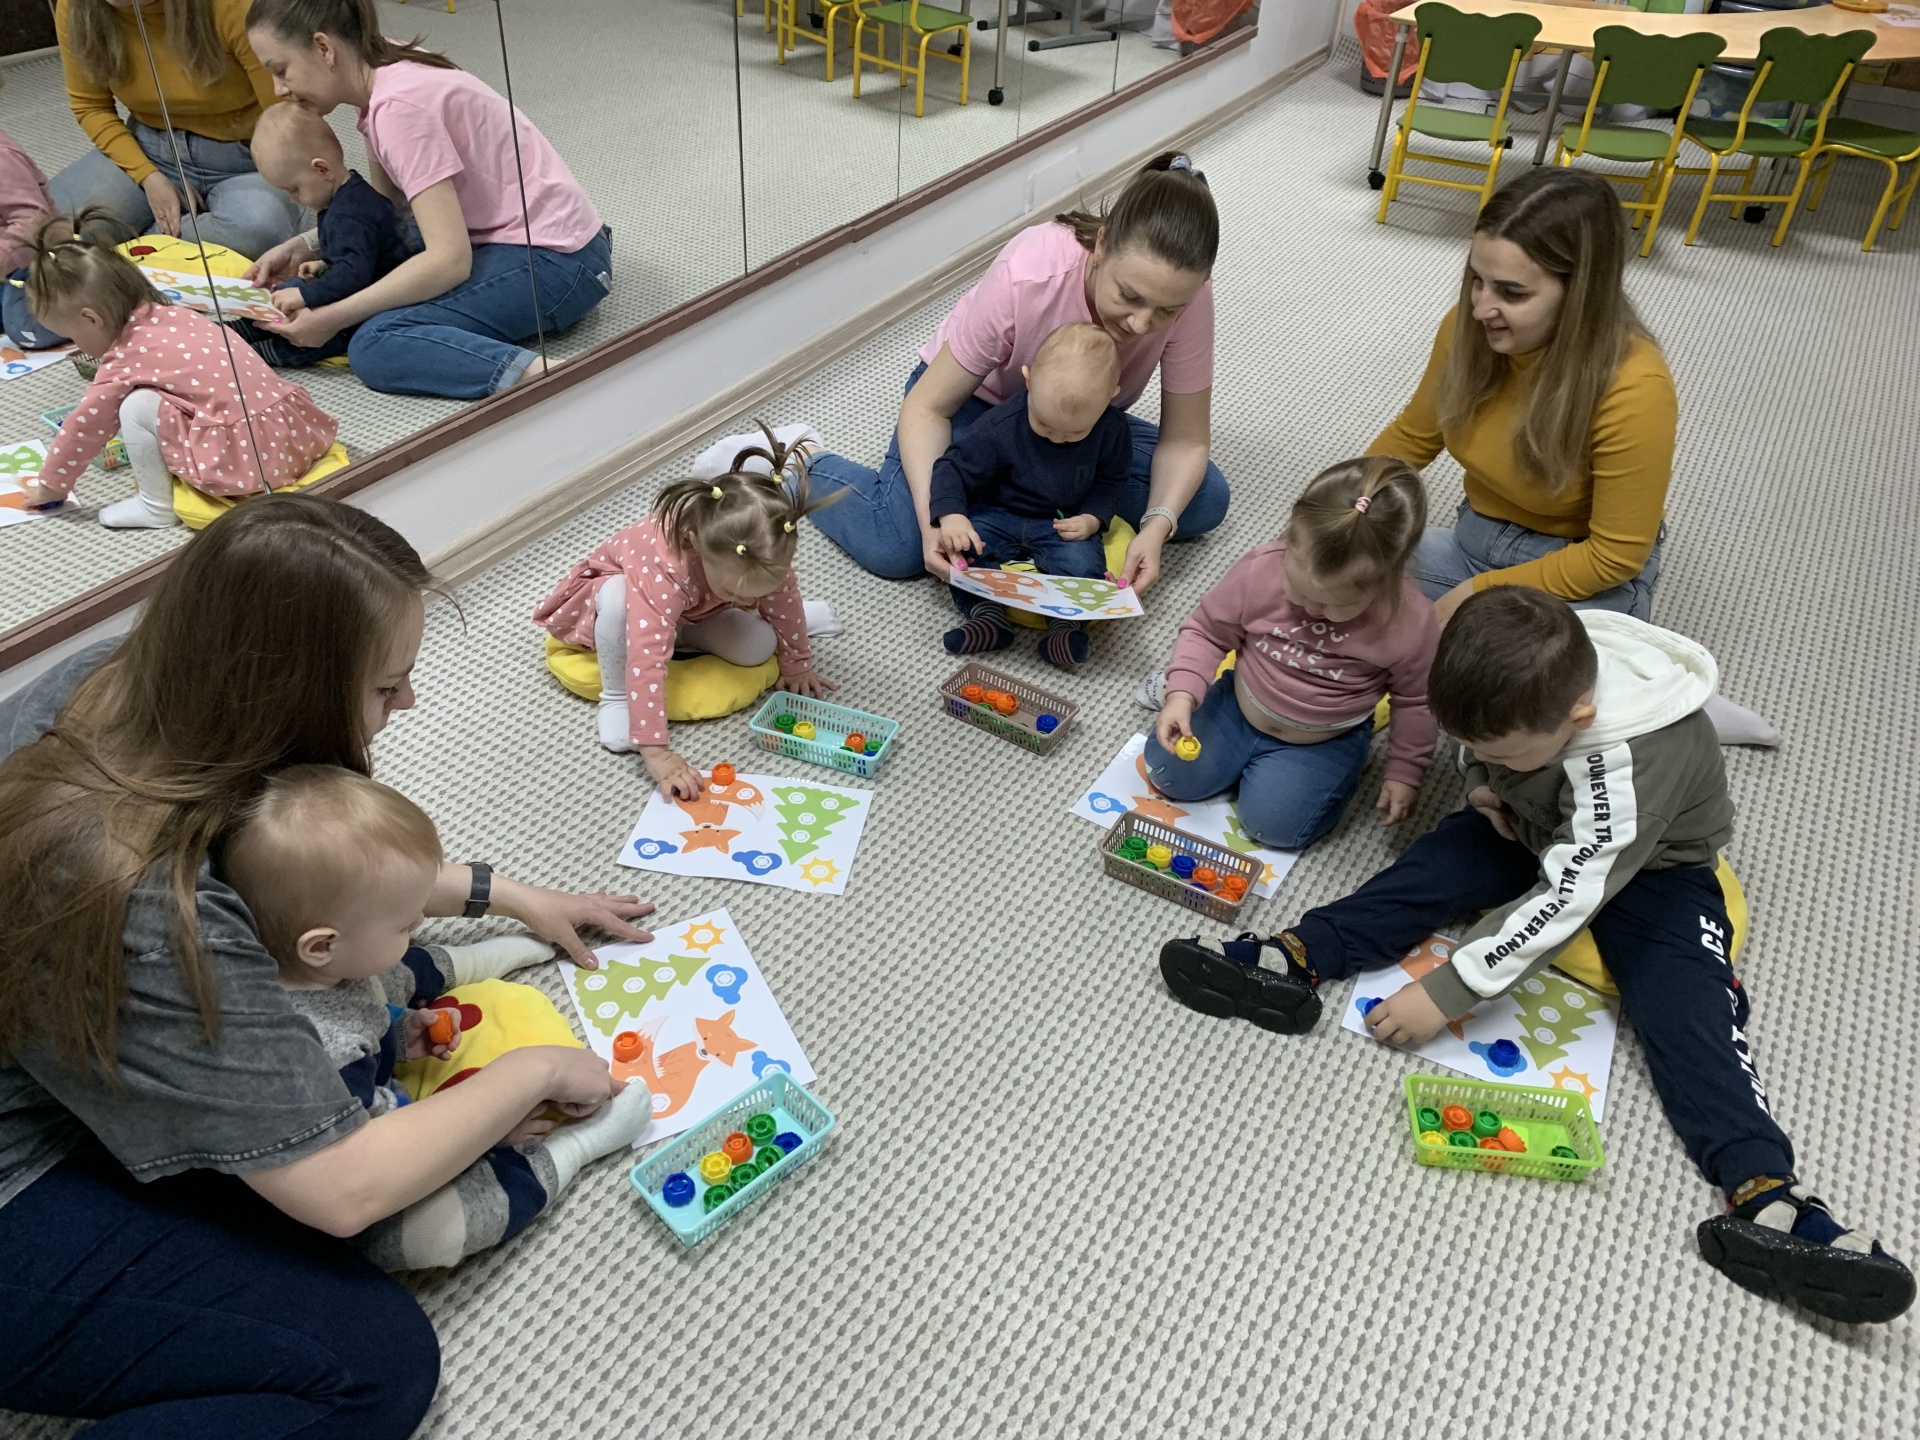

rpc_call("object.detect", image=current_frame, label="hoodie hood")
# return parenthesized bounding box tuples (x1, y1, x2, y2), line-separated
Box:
(1571, 611, 1717, 751)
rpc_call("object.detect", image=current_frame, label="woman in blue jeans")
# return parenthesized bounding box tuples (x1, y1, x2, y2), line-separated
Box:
(51, 0, 302, 258)
(0, 497, 655, 1436)
(809, 152, 1229, 591)
(241, 0, 611, 399)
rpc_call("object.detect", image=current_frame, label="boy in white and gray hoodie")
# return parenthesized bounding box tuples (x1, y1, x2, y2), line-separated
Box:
(1159, 588, 1913, 1325)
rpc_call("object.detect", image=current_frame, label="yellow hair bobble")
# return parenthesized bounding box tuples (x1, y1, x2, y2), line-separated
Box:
(736, 543, 748, 556)
(783, 520, 795, 534)
(711, 485, 724, 500)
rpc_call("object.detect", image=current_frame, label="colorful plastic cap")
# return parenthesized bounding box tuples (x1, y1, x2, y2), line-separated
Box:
(711, 762, 736, 787)
(1035, 713, 1059, 734)
(793, 721, 817, 740)
(1173, 736, 1201, 761)
(662, 1172, 696, 1208)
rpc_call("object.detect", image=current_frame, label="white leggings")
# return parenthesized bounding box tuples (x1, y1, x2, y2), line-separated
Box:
(118, 389, 175, 509)
(590, 576, 778, 700)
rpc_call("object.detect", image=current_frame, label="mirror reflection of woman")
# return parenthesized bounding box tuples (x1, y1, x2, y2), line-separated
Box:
(51, 0, 302, 257)
(242, 0, 612, 400)
(808, 153, 1229, 594)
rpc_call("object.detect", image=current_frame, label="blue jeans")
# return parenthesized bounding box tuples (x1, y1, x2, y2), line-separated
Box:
(810, 362, 1232, 579)
(0, 1146, 439, 1439)
(49, 121, 302, 261)
(1142, 673, 1375, 850)
(949, 506, 1108, 618)
(1415, 501, 1665, 620)
(3, 266, 66, 349)
(347, 227, 613, 399)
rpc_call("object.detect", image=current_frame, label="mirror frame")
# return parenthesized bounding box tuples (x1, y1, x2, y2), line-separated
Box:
(0, 27, 1255, 672)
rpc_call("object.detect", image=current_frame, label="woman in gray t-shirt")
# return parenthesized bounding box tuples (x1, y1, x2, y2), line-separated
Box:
(0, 495, 655, 1436)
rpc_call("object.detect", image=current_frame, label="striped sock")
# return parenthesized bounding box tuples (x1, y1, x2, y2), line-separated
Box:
(943, 601, 1014, 655)
(1038, 620, 1089, 671)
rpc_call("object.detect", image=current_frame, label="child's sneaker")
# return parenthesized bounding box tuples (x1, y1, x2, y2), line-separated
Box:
(1158, 931, 1323, 1034)
(1133, 667, 1166, 711)
(1697, 1178, 1916, 1324)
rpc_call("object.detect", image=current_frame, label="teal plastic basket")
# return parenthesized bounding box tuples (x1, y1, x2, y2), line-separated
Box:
(42, 405, 128, 470)
(631, 1071, 836, 1246)
(1403, 1073, 1604, 1182)
(746, 693, 897, 779)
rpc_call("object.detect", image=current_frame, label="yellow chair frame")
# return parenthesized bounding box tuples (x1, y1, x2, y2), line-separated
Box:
(1554, 56, 1714, 258)
(1376, 35, 1528, 223)
(1804, 133, 1920, 252)
(776, 0, 863, 80)
(1677, 58, 1856, 248)
(852, 0, 971, 118)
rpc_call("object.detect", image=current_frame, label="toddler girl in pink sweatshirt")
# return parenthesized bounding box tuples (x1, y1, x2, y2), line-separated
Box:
(1144, 456, 1439, 850)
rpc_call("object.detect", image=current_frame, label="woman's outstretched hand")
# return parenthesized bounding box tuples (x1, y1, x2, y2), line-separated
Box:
(489, 875, 655, 968)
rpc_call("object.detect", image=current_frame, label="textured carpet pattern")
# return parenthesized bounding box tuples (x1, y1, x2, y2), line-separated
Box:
(5, 41, 1920, 1440)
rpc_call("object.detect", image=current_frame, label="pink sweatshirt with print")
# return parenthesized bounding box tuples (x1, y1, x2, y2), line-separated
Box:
(1162, 540, 1441, 788)
(533, 515, 811, 749)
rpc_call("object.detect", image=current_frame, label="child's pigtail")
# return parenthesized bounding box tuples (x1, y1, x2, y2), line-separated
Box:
(1286, 455, 1429, 617)
(653, 419, 843, 575)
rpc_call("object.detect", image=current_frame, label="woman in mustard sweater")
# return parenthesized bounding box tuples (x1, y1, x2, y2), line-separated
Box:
(50, 0, 301, 259)
(1370, 168, 1773, 744)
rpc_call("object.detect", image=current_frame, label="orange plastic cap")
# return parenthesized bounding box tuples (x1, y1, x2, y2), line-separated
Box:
(425, 1011, 454, 1046)
(1220, 875, 1249, 900)
(1496, 1127, 1527, 1153)
(1192, 866, 1220, 889)
(993, 693, 1019, 715)
(711, 762, 735, 787)
(612, 1030, 642, 1063)
(960, 684, 985, 703)
(1440, 1104, 1473, 1132)
(721, 1131, 754, 1164)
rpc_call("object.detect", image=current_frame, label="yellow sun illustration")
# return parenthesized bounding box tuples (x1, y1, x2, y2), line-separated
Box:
(1549, 1065, 1598, 1100)
(678, 920, 727, 953)
(798, 857, 841, 887)
(1259, 864, 1276, 887)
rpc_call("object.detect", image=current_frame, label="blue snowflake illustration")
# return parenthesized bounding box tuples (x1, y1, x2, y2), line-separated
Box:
(751, 1052, 792, 1078)
(706, 964, 748, 1004)
(732, 850, 782, 876)
(1087, 791, 1127, 815)
(1041, 604, 1081, 617)
(629, 837, 679, 860)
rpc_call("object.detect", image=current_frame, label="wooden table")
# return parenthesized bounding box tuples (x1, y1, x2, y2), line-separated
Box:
(1367, 0, 1920, 183)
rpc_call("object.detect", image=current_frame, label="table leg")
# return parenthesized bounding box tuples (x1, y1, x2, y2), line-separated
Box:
(1533, 50, 1573, 167)
(987, 0, 1008, 103)
(1369, 27, 1409, 190)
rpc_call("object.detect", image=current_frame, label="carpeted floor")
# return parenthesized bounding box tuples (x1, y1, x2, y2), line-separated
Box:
(5, 40, 1919, 1440)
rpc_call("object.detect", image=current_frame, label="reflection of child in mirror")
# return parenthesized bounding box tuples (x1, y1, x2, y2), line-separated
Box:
(931, 322, 1130, 673)
(234, 103, 413, 367)
(17, 210, 338, 529)
(533, 423, 843, 802)
(0, 129, 63, 350)
(226, 765, 653, 1271)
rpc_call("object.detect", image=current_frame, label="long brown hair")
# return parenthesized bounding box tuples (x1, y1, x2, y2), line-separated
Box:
(653, 423, 837, 584)
(244, 0, 457, 70)
(1286, 455, 1428, 613)
(25, 209, 166, 340)
(1055, 151, 1218, 274)
(0, 496, 433, 1075)
(63, 0, 230, 89)
(1437, 168, 1653, 497)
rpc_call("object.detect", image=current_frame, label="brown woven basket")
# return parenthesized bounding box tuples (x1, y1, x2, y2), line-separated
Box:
(1099, 811, 1262, 924)
(937, 661, 1079, 756)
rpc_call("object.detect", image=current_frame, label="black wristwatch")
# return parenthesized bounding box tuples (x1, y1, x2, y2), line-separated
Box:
(462, 862, 493, 918)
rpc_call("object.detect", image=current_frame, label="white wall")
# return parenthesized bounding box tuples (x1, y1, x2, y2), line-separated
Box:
(1, 1, 1337, 701)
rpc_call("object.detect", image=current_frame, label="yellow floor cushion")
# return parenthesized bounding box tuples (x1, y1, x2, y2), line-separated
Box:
(171, 441, 350, 530)
(544, 634, 781, 722)
(1555, 854, 1747, 996)
(1003, 517, 1136, 630)
(119, 235, 255, 276)
(392, 978, 582, 1101)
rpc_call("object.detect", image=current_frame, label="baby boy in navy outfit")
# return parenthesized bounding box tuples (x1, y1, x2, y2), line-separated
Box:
(931, 322, 1130, 672)
(239, 102, 414, 367)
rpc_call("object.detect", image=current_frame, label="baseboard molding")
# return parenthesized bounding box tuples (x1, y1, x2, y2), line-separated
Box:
(426, 45, 1326, 587)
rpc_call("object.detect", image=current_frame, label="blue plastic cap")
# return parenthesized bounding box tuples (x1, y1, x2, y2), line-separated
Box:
(773, 1131, 802, 1153)
(1170, 855, 1197, 879)
(1488, 1038, 1521, 1066)
(662, 1172, 696, 1208)
(1357, 996, 1382, 1017)
(1035, 714, 1059, 734)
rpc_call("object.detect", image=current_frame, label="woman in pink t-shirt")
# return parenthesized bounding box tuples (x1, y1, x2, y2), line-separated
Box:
(809, 152, 1227, 590)
(240, 0, 610, 400)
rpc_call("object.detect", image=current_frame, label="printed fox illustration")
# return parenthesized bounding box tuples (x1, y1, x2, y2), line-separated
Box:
(671, 777, 766, 852)
(1130, 752, 1191, 825)
(612, 1009, 760, 1119)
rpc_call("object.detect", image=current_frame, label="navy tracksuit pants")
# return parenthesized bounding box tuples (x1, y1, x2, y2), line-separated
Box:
(1292, 807, 1795, 1195)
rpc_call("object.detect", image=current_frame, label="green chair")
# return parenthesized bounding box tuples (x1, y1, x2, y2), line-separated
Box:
(852, 0, 971, 117)
(1376, 3, 1542, 225)
(1556, 28, 1725, 257)
(1677, 26, 1876, 248)
(1804, 119, 1920, 251)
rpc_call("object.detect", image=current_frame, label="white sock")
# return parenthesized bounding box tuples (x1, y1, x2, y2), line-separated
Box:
(542, 1079, 655, 1191)
(98, 493, 179, 529)
(593, 576, 638, 753)
(803, 599, 843, 638)
(1704, 693, 1780, 748)
(439, 935, 554, 987)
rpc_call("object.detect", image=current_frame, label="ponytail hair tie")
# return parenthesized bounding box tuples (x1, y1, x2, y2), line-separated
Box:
(711, 485, 724, 500)
(783, 520, 795, 534)
(736, 543, 748, 556)
(1353, 496, 1371, 515)
(1167, 154, 1208, 186)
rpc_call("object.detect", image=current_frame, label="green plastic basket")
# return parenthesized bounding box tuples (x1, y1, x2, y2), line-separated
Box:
(42, 405, 128, 470)
(746, 693, 898, 779)
(1403, 1073, 1604, 1182)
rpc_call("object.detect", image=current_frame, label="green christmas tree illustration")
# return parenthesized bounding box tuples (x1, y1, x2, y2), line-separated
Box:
(573, 951, 704, 1038)
(772, 785, 853, 864)
(1051, 576, 1117, 610)
(1510, 975, 1600, 1069)
(0, 444, 44, 479)
(1221, 805, 1262, 856)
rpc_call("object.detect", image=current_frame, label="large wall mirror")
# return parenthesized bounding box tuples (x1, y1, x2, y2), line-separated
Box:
(0, 0, 1256, 652)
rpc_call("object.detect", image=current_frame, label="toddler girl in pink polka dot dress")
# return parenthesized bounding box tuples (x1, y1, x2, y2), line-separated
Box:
(17, 213, 338, 530)
(535, 424, 842, 800)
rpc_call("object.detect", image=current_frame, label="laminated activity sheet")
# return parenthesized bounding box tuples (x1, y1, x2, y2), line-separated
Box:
(1069, 733, 1297, 898)
(617, 770, 873, 896)
(1340, 935, 1621, 1121)
(948, 564, 1145, 620)
(0, 441, 74, 525)
(1, 342, 77, 382)
(558, 909, 815, 1146)
(135, 267, 285, 325)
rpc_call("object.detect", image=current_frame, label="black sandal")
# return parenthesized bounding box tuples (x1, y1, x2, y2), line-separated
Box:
(1158, 934, 1323, 1034)
(1697, 1186, 1916, 1325)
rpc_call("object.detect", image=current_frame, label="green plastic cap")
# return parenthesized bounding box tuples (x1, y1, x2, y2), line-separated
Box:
(1471, 1110, 1502, 1138)
(1416, 1107, 1442, 1132)
(1551, 1145, 1580, 1159)
(745, 1113, 777, 1143)
(1447, 1130, 1477, 1148)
